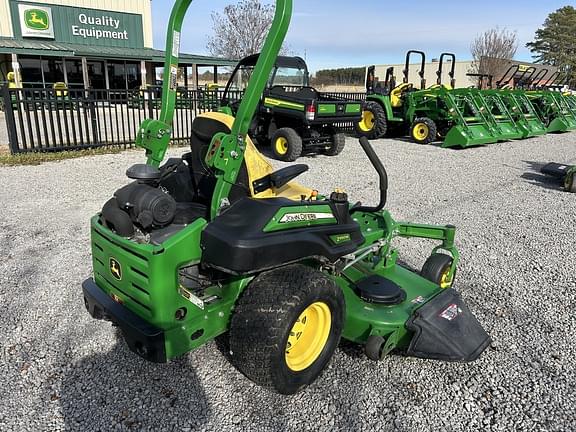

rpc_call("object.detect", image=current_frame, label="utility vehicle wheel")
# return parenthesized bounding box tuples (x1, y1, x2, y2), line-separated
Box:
(410, 117, 437, 145)
(365, 335, 386, 361)
(421, 253, 455, 289)
(325, 133, 346, 156)
(564, 173, 576, 193)
(271, 128, 302, 162)
(228, 264, 344, 395)
(356, 102, 387, 139)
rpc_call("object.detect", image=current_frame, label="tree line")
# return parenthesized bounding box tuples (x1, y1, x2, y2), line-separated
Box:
(311, 67, 365, 87)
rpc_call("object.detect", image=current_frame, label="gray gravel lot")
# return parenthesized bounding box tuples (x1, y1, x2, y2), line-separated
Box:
(0, 133, 575, 431)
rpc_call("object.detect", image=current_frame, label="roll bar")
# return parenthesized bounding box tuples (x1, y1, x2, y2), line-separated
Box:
(496, 65, 519, 88)
(437, 53, 456, 87)
(515, 67, 536, 89)
(403, 50, 426, 89)
(134, 0, 293, 219)
(530, 68, 548, 90)
(543, 71, 561, 87)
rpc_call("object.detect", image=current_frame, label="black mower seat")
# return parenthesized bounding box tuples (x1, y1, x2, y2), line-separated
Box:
(201, 197, 364, 275)
(189, 116, 251, 206)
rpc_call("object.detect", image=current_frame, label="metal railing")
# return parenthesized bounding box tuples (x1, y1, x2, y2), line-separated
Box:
(0, 87, 243, 154)
(1, 87, 364, 153)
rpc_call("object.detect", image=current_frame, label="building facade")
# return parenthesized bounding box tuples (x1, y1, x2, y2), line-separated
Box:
(0, 0, 235, 90)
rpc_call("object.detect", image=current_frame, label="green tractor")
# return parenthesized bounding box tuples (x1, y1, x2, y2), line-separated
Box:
(82, 0, 490, 395)
(524, 68, 576, 133)
(357, 51, 518, 148)
(220, 54, 363, 161)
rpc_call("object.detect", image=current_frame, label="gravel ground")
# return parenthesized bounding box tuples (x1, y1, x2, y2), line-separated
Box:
(0, 133, 575, 431)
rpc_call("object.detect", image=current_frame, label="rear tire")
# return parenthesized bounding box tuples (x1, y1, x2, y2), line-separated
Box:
(421, 253, 455, 289)
(325, 133, 346, 156)
(228, 264, 344, 395)
(271, 128, 302, 162)
(410, 117, 437, 145)
(356, 101, 387, 139)
(565, 172, 576, 193)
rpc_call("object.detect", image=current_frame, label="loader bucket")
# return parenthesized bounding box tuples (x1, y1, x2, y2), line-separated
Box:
(442, 123, 498, 148)
(519, 115, 548, 137)
(547, 117, 572, 133)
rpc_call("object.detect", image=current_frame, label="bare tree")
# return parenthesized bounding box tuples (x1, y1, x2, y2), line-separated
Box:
(207, 0, 290, 60)
(469, 28, 518, 84)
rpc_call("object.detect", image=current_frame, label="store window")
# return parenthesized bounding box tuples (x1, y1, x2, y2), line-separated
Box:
(19, 56, 43, 87)
(108, 61, 142, 90)
(41, 58, 65, 87)
(65, 59, 84, 89)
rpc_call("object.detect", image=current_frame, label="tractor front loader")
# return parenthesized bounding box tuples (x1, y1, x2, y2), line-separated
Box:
(82, 0, 490, 395)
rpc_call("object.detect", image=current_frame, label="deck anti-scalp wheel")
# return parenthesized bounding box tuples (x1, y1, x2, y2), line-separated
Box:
(421, 253, 455, 289)
(228, 264, 344, 395)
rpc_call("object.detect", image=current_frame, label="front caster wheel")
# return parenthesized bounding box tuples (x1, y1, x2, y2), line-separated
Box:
(228, 264, 344, 394)
(365, 335, 386, 361)
(421, 253, 455, 289)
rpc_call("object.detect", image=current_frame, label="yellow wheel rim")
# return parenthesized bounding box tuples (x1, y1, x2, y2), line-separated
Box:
(413, 123, 429, 141)
(358, 110, 375, 132)
(285, 302, 331, 372)
(275, 137, 289, 155)
(439, 267, 453, 289)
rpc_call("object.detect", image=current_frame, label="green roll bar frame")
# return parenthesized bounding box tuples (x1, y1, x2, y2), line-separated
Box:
(135, 0, 293, 219)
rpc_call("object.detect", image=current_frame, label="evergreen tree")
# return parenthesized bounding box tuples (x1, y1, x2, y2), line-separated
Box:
(527, 6, 576, 87)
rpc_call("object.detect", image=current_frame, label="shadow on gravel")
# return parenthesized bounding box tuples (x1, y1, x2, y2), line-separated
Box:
(60, 334, 209, 431)
(521, 160, 562, 191)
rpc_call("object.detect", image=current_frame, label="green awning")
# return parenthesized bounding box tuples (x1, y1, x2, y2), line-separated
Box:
(0, 37, 237, 67)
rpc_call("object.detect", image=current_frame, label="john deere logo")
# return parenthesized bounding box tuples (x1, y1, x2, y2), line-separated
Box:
(109, 258, 122, 281)
(24, 9, 49, 30)
(18, 4, 54, 39)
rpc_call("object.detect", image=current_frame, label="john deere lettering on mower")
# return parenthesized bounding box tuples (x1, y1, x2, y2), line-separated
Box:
(81, 0, 490, 395)
(220, 54, 363, 161)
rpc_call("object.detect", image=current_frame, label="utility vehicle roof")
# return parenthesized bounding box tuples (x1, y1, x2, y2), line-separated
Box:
(237, 54, 308, 71)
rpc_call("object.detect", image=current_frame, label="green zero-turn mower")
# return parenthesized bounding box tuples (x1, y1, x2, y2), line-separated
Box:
(541, 162, 576, 193)
(81, 0, 490, 395)
(220, 54, 363, 162)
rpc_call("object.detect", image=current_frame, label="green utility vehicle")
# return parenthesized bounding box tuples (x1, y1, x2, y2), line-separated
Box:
(221, 54, 363, 161)
(541, 162, 576, 193)
(82, 0, 490, 395)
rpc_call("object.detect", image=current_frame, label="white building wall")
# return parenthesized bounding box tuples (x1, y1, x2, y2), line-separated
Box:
(0, 0, 13, 37)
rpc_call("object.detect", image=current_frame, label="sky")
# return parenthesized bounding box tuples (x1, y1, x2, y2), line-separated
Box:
(151, 0, 575, 73)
